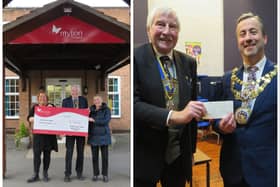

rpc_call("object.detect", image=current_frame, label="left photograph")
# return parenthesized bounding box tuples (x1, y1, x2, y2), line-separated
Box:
(3, 0, 130, 186)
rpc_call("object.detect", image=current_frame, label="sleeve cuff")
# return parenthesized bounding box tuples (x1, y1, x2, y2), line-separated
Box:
(166, 110, 173, 126)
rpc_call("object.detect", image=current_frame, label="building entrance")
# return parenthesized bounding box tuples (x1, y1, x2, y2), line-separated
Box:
(46, 78, 81, 107)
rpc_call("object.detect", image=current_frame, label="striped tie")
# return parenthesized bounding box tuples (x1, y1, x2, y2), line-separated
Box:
(247, 66, 258, 90)
(160, 56, 173, 79)
(73, 99, 78, 108)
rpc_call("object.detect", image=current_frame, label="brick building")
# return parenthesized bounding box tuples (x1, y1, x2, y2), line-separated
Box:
(3, 0, 131, 133)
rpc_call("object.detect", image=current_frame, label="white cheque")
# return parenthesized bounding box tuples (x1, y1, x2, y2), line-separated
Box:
(202, 101, 233, 119)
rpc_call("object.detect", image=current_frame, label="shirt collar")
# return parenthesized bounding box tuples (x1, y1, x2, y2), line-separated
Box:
(152, 45, 173, 60)
(243, 56, 266, 73)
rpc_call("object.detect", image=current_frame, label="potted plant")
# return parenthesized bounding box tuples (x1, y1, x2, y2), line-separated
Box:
(15, 122, 30, 148)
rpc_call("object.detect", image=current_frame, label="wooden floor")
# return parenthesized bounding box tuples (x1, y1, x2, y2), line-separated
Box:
(157, 134, 224, 187)
(192, 135, 224, 187)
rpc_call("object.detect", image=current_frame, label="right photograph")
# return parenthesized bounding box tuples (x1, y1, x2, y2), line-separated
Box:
(133, 0, 277, 187)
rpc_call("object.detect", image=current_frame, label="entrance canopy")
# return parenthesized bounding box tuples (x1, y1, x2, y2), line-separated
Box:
(3, 0, 130, 74)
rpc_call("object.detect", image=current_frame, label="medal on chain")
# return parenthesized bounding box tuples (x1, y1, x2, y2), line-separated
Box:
(157, 59, 177, 110)
(231, 65, 277, 124)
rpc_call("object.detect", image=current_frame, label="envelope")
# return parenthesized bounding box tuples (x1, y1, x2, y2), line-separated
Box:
(202, 101, 233, 119)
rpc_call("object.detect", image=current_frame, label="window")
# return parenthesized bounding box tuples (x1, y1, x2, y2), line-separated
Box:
(5, 77, 19, 118)
(108, 76, 121, 118)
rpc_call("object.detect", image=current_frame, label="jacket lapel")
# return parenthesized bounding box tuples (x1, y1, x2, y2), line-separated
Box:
(173, 51, 192, 110)
(145, 44, 166, 106)
(251, 60, 275, 115)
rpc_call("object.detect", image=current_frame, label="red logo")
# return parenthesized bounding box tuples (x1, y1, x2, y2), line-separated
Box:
(10, 16, 125, 44)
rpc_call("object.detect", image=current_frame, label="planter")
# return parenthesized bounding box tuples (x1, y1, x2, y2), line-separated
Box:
(20, 136, 30, 145)
(15, 122, 30, 149)
(15, 136, 30, 150)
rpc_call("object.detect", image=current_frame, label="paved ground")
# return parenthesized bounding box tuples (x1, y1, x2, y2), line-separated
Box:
(3, 133, 130, 187)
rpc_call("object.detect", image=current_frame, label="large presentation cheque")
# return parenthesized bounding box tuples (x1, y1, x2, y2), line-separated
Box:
(34, 106, 89, 136)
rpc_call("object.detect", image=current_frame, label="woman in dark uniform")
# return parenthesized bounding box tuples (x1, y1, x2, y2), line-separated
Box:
(27, 91, 58, 183)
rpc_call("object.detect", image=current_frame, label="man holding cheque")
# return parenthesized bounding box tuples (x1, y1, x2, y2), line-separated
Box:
(214, 12, 277, 187)
(62, 85, 88, 182)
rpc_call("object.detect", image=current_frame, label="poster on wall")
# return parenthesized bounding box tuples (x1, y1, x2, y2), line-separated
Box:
(185, 42, 202, 64)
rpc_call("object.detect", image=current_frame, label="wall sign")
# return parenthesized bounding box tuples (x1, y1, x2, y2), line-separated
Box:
(10, 16, 125, 44)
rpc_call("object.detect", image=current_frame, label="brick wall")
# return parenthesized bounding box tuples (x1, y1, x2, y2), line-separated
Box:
(109, 64, 131, 131)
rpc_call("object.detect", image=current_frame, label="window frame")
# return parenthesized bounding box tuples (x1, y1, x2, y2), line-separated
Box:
(107, 76, 121, 118)
(5, 76, 20, 119)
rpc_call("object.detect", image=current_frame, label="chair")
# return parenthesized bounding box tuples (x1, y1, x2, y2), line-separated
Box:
(207, 121, 220, 144)
(197, 97, 220, 144)
(197, 120, 220, 144)
(197, 121, 210, 140)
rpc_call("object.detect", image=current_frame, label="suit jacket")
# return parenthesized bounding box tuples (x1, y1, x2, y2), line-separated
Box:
(62, 95, 88, 109)
(134, 43, 198, 182)
(218, 60, 277, 187)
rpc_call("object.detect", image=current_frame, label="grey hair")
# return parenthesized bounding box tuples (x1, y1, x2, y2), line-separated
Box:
(71, 85, 80, 92)
(236, 12, 265, 35)
(146, 6, 180, 31)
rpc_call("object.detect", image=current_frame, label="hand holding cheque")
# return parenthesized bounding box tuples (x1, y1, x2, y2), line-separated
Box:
(169, 101, 207, 125)
(168, 100, 234, 126)
(202, 101, 235, 134)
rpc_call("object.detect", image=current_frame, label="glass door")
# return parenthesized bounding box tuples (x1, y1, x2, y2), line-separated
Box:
(46, 78, 81, 107)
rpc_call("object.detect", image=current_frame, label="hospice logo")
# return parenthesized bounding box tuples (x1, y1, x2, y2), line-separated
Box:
(51, 24, 84, 40)
(36, 107, 52, 116)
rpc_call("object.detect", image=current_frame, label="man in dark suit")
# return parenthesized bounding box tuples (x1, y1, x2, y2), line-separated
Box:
(134, 7, 206, 187)
(215, 12, 277, 187)
(62, 85, 88, 182)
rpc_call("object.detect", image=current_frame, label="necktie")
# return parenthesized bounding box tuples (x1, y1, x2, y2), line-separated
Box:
(159, 56, 174, 79)
(243, 66, 258, 110)
(247, 66, 258, 80)
(160, 56, 181, 163)
(73, 99, 78, 108)
(247, 66, 258, 90)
